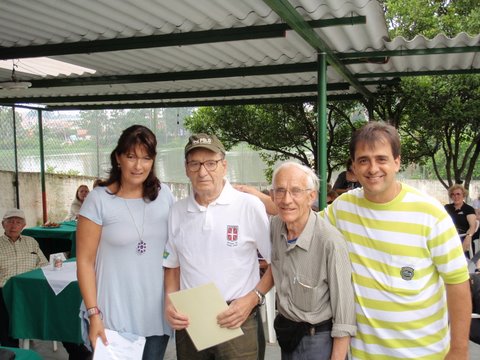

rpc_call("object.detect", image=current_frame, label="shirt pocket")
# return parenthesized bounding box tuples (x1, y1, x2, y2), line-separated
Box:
(290, 273, 321, 312)
(387, 256, 424, 295)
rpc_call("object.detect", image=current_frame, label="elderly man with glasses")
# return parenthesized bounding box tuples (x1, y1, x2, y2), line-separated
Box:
(270, 162, 356, 360)
(1, 208, 48, 347)
(163, 133, 273, 360)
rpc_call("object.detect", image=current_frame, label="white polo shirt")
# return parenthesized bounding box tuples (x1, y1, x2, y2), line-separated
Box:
(164, 180, 270, 301)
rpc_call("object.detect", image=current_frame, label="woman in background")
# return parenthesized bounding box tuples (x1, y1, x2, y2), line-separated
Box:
(64, 185, 89, 221)
(332, 159, 361, 195)
(77, 125, 173, 359)
(444, 184, 477, 257)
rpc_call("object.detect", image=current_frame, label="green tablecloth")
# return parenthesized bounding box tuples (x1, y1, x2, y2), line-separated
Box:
(0, 346, 43, 360)
(22, 221, 77, 257)
(3, 263, 83, 343)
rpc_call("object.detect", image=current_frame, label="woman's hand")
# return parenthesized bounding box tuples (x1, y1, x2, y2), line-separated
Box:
(88, 315, 108, 349)
(462, 235, 472, 252)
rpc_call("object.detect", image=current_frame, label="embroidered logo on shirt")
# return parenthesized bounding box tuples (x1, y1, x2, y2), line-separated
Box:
(400, 266, 414, 280)
(163, 251, 169, 259)
(226, 225, 239, 247)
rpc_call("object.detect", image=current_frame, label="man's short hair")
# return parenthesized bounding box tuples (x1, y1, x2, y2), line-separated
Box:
(3, 208, 26, 221)
(350, 121, 401, 160)
(184, 133, 226, 158)
(272, 161, 319, 191)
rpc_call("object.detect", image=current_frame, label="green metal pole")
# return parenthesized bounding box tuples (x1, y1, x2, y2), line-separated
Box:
(38, 109, 47, 223)
(12, 105, 20, 208)
(317, 52, 327, 210)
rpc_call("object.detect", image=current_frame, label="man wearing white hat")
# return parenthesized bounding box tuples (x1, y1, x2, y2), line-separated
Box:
(0, 208, 48, 347)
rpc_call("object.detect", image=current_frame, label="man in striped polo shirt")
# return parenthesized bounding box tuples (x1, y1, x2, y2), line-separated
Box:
(323, 121, 471, 359)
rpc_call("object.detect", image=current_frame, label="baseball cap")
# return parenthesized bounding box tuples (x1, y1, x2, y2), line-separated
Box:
(3, 208, 26, 221)
(184, 133, 226, 157)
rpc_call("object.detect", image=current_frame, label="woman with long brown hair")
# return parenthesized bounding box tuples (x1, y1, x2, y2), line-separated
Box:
(77, 125, 173, 359)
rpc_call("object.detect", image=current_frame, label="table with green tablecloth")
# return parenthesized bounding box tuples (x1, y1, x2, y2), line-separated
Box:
(0, 346, 43, 360)
(21, 221, 77, 258)
(2, 262, 82, 344)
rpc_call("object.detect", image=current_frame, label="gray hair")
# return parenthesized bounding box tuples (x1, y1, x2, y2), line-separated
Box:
(272, 161, 319, 190)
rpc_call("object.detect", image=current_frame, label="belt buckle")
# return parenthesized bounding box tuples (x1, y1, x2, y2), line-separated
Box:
(309, 326, 315, 336)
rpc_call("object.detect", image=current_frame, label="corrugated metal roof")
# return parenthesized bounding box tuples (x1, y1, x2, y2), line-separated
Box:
(0, 0, 479, 109)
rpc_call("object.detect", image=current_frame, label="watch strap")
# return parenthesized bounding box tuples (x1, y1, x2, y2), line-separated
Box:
(86, 306, 102, 318)
(254, 288, 265, 305)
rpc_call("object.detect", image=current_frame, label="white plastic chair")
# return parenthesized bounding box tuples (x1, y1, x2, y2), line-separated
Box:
(468, 220, 480, 259)
(264, 286, 276, 343)
(21, 339, 57, 351)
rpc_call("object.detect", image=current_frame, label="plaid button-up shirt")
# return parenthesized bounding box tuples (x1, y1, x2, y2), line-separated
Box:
(0, 233, 48, 287)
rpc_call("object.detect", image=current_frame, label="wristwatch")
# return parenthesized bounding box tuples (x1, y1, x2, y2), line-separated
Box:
(254, 288, 265, 305)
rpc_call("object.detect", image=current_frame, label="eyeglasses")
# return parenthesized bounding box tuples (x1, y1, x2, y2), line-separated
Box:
(186, 159, 223, 172)
(273, 187, 312, 199)
(451, 192, 463, 197)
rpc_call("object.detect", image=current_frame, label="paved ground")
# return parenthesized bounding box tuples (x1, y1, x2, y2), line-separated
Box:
(24, 337, 480, 359)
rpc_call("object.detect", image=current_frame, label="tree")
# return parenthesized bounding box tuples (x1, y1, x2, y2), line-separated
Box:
(185, 102, 365, 182)
(382, 0, 480, 39)
(399, 75, 480, 189)
(372, 0, 480, 188)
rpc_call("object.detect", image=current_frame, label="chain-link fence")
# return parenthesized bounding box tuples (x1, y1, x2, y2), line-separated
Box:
(0, 106, 192, 179)
(1, 105, 479, 221)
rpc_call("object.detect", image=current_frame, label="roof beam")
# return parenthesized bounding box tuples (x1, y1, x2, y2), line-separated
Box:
(0, 83, 349, 104)
(337, 46, 480, 60)
(0, 80, 399, 106)
(0, 17, 365, 60)
(40, 94, 363, 111)
(263, 0, 372, 99)
(356, 68, 480, 78)
(27, 62, 319, 88)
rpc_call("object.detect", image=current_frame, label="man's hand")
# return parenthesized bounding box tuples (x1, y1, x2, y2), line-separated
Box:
(217, 291, 258, 329)
(444, 346, 468, 360)
(165, 302, 189, 330)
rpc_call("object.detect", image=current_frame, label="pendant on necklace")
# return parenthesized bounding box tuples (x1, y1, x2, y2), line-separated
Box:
(136, 239, 147, 255)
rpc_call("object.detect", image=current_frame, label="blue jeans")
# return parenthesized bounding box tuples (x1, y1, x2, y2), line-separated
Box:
(281, 330, 332, 360)
(142, 335, 170, 360)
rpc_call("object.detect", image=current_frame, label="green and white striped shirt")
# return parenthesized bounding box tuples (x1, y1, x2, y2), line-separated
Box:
(323, 183, 469, 359)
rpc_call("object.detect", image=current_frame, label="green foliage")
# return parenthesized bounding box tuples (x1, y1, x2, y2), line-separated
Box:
(399, 75, 480, 188)
(45, 164, 80, 176)
(373, 0, 480, 189)
(382, 0, 480, 38)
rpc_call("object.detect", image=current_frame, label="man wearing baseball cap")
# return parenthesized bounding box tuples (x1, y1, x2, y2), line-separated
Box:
(164, 134, 273, 359)
(1, 208, 48, 347)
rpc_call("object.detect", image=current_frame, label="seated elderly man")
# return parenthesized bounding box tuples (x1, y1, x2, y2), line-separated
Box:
(0, 208, 48, 347)
(270, 162, 356, 359)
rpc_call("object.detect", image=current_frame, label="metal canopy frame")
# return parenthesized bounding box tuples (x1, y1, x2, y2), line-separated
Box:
(0, 1, 478, 110)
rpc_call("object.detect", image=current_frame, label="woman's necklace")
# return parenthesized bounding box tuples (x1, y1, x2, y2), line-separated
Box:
(124, 199, 147, 255)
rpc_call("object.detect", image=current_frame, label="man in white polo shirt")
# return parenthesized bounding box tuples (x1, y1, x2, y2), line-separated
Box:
(164, 133, 272, 360)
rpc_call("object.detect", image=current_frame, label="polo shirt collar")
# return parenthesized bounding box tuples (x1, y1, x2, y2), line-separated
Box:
(187, 179, 235, 212)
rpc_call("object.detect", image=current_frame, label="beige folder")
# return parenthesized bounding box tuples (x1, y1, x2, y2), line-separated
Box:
(169, 282, 244, 351)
